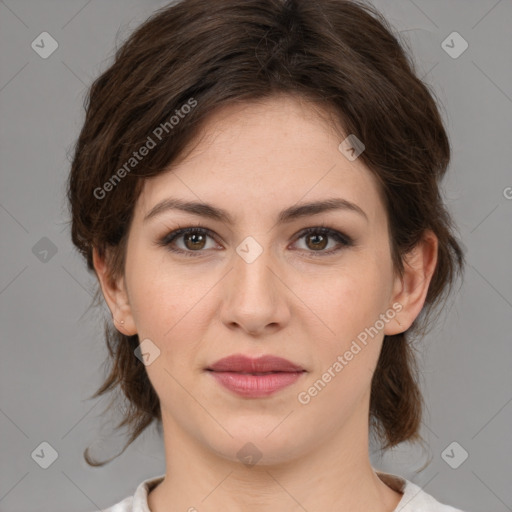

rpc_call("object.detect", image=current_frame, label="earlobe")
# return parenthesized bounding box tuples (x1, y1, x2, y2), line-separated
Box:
(384, 230, 438, 336)
(92, 247, 138, 335)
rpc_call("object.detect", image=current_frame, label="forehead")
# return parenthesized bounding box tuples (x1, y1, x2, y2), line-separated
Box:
(136, 95, 386, 226)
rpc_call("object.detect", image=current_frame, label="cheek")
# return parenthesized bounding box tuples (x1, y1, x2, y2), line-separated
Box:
(304, 261, 390, 335)
(302, 259, 392, 384)
(126, 245, 201, 328)
(298, 271, 389, 415)
(126, 254, 215, 366)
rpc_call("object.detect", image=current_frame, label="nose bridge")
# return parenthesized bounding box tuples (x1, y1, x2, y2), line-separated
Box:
(221, 234, 288, 333)
(232, 235, 276, 298)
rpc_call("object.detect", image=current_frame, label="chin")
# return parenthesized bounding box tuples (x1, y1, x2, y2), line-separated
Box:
(203, 425, 309, 467)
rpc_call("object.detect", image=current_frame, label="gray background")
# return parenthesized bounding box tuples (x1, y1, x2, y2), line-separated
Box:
(1, 0, 511, 511)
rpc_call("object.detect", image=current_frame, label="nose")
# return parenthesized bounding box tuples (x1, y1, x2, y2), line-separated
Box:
(220, 243, 290, 337)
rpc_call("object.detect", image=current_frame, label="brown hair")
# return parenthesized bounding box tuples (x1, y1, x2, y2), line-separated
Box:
(66, 0, 465, 466)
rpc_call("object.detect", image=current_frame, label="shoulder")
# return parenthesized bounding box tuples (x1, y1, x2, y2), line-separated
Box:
(97, 474, 165, 512)
(376, 470, 466, 512)
(101, 495, 133, 512)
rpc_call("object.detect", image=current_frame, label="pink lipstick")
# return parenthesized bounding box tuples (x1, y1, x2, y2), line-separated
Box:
(206, 354, 306, 398)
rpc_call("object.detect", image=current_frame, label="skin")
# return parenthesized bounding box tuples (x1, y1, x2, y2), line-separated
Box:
(93, 94, 438, 512)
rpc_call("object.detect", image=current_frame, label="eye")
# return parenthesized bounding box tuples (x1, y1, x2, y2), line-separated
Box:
(291, 226, 354, 256)
(157, 226, 219, 257)
(156, 224, 354, 257)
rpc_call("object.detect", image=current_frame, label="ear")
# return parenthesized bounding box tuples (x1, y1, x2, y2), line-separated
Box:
(384, 229, 438, 336)
(92, 247, 137, 336)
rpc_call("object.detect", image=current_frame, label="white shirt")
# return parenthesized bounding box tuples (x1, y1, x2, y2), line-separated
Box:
(100, 470, 465, 512)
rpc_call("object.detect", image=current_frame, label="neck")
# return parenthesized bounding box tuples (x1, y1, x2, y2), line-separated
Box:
(148, 403, 402, 512)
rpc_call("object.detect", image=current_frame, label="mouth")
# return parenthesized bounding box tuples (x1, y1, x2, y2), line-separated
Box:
(206, 354, 305, 373)
(216, 371, 293, 375)
(206, 354, 306, 397)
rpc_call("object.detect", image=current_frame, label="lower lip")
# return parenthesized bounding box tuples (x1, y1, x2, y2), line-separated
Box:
(208, 371, 304, 397)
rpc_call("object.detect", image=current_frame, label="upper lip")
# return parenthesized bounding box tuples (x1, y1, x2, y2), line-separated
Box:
(207, 354, 305, 373)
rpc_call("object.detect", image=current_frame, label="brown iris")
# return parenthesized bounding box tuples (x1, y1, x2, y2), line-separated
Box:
(184, 232, 207, 250)
(305, 233, 328, 251)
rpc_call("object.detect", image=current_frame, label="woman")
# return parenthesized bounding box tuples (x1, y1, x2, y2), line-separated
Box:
(67, 0, 466, 510)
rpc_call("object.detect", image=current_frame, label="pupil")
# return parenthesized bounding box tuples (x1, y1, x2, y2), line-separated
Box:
(309, 234, 327, 250)
(186, 233, 205, 249)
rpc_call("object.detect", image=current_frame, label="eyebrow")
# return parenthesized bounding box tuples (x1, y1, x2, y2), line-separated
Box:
(143, 197, 368, 224)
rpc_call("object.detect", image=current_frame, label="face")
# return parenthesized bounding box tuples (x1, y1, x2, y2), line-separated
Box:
(95, 94, 433, 466)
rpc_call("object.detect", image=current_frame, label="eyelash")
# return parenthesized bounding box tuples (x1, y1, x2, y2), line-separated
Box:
(156, 224, 354, 258)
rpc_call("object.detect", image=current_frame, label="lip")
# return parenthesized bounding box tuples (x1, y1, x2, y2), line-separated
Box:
(207, 354, 304, 373)
(206, 354, 306, 398)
